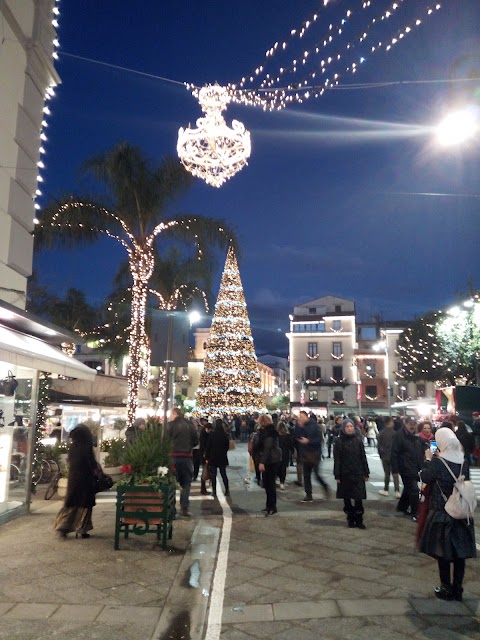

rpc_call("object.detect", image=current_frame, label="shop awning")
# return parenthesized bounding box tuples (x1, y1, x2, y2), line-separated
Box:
(0, 326, 96, 381)
(50, 375, 150, 406)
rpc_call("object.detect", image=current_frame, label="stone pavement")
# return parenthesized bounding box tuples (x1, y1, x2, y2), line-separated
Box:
(220, 504, 480, 640)
(0, 444, 478, 640)
(0, 495, 204, 640)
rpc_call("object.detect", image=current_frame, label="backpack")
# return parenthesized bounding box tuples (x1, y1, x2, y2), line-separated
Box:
(437, 457, 477, 523)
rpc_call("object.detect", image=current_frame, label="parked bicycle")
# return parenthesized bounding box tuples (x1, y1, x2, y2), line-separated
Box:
(45, 469, 62, 500)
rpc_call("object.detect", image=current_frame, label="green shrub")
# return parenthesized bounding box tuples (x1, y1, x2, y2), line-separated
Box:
(122, 425, 171, 480)
(104, 438, 125, 466)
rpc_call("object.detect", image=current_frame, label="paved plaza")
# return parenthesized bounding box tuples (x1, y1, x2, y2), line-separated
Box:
(0, 444, 478, 639)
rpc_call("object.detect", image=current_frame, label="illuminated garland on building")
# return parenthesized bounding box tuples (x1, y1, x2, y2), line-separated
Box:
(195, 247, 265, 414)
(33, 0, 61, 224)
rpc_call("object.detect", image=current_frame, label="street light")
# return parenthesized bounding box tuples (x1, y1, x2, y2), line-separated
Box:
(162, 310, 201, 429)
(373, 339, 391, 412)
(435, 106, 479, 146)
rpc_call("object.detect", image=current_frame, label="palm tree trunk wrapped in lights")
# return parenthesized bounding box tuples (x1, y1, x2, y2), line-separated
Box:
(34, 143, 237, 426)
(195, 246, 265, 415)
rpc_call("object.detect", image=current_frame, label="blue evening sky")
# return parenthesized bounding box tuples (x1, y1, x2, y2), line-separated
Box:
(35, 1, 480, 354)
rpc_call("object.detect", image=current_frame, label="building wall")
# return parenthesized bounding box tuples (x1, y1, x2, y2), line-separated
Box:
(258, 354, 289, 395)
(287, 296, 357, 409)
(0, 1, 59, 308)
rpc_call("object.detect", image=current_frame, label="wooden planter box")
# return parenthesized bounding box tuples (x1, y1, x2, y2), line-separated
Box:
(114, 484, 176, 550)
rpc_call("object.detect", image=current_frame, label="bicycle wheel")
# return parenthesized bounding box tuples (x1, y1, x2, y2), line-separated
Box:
(44, 473, 60, 500)
(47, 459, 60, 476)
(38, 459, 51, 484)
(10, 464, 20, 482)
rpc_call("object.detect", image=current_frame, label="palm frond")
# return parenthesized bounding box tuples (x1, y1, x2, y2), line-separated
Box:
(154, 213, 240, 261)
(34, 196, 127, 250)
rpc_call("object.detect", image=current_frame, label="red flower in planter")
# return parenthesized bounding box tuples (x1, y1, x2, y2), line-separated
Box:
(120, 464, 133, 475)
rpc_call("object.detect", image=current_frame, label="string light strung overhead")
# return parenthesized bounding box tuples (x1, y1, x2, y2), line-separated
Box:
(178, 0, 443, 185)
(226, 0, 443, 111)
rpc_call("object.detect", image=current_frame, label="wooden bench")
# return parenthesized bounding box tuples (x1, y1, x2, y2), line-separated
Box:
(114, 484, 176, 549)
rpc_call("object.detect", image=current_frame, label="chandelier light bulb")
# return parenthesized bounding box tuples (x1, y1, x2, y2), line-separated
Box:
(177, 84, 251, 188)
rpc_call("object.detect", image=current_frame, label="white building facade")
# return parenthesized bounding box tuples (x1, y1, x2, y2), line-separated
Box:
(0, 0, 59, 309)
(287, 296, 357, 416)
(288, 297, 436, 418)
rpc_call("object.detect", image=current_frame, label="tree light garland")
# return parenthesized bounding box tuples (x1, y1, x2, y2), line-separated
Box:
(195, 247, 265, 414)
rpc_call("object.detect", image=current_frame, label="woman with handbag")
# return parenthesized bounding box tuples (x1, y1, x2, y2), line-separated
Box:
(257, 414, 282, 516)
(205, 418, 230, 497)
(418, 427, 476, 601)
(54, 424, 97, 539)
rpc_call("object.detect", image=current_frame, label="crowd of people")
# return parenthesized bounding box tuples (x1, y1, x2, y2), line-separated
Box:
(54, 407, 477, 601)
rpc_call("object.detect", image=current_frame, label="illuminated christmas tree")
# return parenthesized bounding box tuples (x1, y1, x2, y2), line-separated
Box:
(196, 247, 265, 414)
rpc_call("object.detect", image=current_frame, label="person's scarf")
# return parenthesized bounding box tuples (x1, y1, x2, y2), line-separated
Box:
(435, 427, 464, 464)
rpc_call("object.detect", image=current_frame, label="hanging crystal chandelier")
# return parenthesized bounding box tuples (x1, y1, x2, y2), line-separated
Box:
(177, 84, 251, 188)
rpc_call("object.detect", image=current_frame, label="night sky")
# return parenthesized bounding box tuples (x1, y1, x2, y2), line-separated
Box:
(35, 0, 480, 355)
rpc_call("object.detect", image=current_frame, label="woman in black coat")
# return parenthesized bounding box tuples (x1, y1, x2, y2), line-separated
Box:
(334, 420, 370, 529)
(277, 421, 294, 489)
(205, 419, 230, 497)
(418, 427, 476, 601)
(54, 424, 97, 539)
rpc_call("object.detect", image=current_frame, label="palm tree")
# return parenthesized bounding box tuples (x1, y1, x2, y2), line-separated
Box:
(87, 245, 215, 373)
(36, 143, 238, 425)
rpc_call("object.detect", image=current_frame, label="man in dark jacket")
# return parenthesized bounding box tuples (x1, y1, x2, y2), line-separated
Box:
(165, 408, 199, 517)
(125, 417, 146, 446)
(199, 420, 213, 495)
(297, 410, 330, 502)
(391, 417, 424, 520)
(377, 417, 400, 497)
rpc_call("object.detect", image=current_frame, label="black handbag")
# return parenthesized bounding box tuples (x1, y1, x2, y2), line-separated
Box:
(95, 464, 113, 492)
(0, 371, 18, 396)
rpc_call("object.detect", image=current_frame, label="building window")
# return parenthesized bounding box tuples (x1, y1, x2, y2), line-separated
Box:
(365, 359, 376, 376)
(181, 387, 188, 396)
(365, 385, 378, 398)
(333, 390, 344, 402)
(332, 319, 342, 331)
(332, 365, 343, 382)
(307, 342, 318, 357)
(309, 390, 318, 401)
(335, 305, 341, 312)
(306, 366, 321, 381)
(293, 322, 326, 332)
(332, 342, 342, 357)
(308, 307, 316, 314)
(416, 383, 426, 398)
(203, 342, 207, 349)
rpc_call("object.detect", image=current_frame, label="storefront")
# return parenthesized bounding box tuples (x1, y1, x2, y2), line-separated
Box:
(0, 319, 95, 525)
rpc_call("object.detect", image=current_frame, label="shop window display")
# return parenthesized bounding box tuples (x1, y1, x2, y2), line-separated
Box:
(0, 365, 35, 517)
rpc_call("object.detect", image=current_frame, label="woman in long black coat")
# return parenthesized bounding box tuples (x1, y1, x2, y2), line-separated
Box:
(334, 420, 370, 529)
(205, 419, 230, 497)
(257, 414, 282, 516)
(54, 424, 97, 539)
(418, 427, 476, 601)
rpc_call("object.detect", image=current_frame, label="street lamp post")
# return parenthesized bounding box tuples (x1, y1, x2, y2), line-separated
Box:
(162, 310, 201, 430)
(374, 338, 391, 413)
(162, 312, 174, 430)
